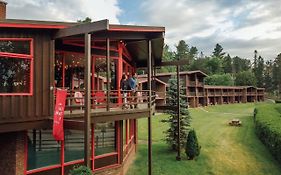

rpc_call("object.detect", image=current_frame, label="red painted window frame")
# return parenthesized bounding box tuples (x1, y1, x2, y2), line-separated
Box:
(0, 38, 34, 96)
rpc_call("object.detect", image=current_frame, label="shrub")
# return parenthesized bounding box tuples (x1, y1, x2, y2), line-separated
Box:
(255, 103, 281, 166)
(275, 100, 281, 103)
(185, 129, 200, 160)
(69, 165, 92, 175)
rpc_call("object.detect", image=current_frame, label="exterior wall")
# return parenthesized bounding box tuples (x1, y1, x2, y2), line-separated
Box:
(0, 29, 54, 128)
(0, 131, 25, 175)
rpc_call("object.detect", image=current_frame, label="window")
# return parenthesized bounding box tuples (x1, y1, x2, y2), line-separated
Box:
(95, 122, 116, 156)
(0, 38, 33, 95)
(27, 130, 61, 170)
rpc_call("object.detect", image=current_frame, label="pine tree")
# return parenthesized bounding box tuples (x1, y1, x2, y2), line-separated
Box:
(162, 77, 191, 151)
(185, 129, 200, 160)
(212, 43, 225, 59)
(175, 40, 190, 71)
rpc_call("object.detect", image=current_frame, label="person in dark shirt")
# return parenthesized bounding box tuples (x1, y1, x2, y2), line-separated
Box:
(120, 74, 129, 109)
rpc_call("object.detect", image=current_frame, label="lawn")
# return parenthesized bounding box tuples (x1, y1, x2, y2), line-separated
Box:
(127, 103, 281, 175)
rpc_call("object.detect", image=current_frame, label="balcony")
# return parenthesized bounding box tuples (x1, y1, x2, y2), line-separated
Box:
(197, 92, 204, 96)
(188, 81, 196, 86)
(197, 82, 204, 87)
(56, 89, 156, 122)
(187, 92, 196, 96)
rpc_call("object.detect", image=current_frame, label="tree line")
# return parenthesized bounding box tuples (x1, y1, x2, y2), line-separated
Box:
(159, 40, 281, 97)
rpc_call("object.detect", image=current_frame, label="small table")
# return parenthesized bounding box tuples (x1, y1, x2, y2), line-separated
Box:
(229, 119, 242, 126)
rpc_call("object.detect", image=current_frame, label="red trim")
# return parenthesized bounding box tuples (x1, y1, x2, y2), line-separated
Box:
(64, 159, 84, 166)
(62, 53, 65, 88)
(0, 38, 34, 96)
(91, 124, 95, 170)
(0, 23, 68, 29)
(61, 141, 65, 175)
(95, 152, 118, 159)
(24, 131, 28, 175)
(117, 43, 123, 105)
(26, 165, 61, 174)
(116, 121, 121, 164)
(93, 163, 119, 172)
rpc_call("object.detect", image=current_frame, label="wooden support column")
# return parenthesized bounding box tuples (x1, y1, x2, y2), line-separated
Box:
(147, 40, 152, 175)
(84, 33, 91, 167)
(106, 38, 110, 111)
(176, 64, 181, 161)
(117, 42, 123, 105)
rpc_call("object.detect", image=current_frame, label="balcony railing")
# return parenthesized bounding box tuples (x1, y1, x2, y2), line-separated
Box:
(55, 89, 156, 115)
(197, 92, 204, 96)
(188, 81, 196, 86)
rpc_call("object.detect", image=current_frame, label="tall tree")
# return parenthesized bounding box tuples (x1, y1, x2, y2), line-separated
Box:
(162, 77, 191, 151)
(222, 54, 233, 73)
(232, 56, 251, 73)
(264, 60, 273, 92)
(175, 40, 190, 71)
(212, 43, 225, 59)
(205, 56, 222, 74)
(256, 56, 265, 87)
(189, 46, 198, 60)
(272, 53, 281, 97)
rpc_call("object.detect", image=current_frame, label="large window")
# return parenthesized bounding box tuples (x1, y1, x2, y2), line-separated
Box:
(95, 122, 116, 156)
(27, 130, 61, 170)
(0, 38, 33, 95)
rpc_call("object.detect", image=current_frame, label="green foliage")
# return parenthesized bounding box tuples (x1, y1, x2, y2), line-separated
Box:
(204, 73, 234, 86)
(158, 44, 176, 73)
(175, 40, 191, 71)
(232, 56, 251, 73)
(77, 17, 92, 23)
(212, 43, 225, 59)
(185, 129, 200, 160)
(222, 54, 233, 73)
(205, 56, 222, 74)
(255, 103, 281, 165)
(235, 71, 257, 86)
(162, 77, 191, 151)
(69, 165, 93, 175)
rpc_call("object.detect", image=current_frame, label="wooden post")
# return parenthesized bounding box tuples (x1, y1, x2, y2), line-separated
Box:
(176, 65, 181, 161)
(147, 40, 152, 175)
(84, 33, 91, 167)
(106, 38, 110, 111)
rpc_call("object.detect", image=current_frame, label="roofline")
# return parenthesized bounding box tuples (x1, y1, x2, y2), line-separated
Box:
(0, 19, 76, 29)
(154, 70, 208, 77)
(109, 24, 165, 33)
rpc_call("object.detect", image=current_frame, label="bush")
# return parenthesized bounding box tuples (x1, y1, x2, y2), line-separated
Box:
(69, 165, 92, 175)
(275, 100, 281, 103)
(255, 103, 281, 166)
(185, 129, 200, 160)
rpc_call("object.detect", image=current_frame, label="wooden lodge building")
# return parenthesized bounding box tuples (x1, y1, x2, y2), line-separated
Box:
(139, 70, 265, 108)
(0, 1, 165, 175)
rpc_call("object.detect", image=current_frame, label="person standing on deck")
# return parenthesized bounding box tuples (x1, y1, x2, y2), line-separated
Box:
(128, 73, 138, 108)
(120, 74, 129, 109)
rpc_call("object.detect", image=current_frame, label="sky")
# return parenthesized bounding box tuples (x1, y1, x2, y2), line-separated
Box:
(5, 0, 281, 60)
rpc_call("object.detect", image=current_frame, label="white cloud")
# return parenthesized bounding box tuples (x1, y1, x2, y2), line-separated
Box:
(6, 0, 121, 23)
(139, 0, 281, 60)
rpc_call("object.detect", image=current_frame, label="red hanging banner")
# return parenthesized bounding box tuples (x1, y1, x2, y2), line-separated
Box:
(53, 89, 67, 141)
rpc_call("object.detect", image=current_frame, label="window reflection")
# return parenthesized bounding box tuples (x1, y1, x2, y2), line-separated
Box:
(0, 57, 31, 93)
(95, 122, 116, 156)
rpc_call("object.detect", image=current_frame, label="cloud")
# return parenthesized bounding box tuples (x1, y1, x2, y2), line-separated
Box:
(138, 0, 281, 60)
(6, 0, 121, 23)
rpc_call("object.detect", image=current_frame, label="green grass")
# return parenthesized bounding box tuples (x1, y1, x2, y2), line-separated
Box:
(127, 103, 281, 175)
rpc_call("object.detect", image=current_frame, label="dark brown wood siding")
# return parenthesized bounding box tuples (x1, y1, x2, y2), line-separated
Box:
(0, 28, 54, 126)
